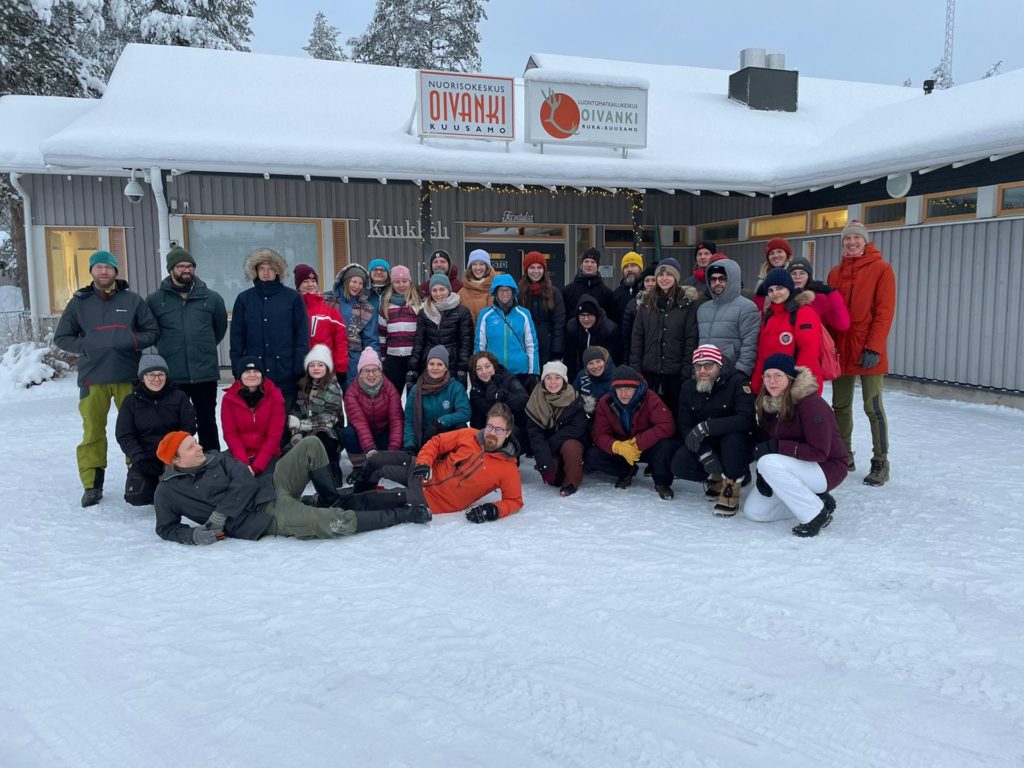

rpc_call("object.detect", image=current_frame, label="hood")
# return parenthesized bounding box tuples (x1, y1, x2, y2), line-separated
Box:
(760, 367, 818, 412)
(489, 273, 519, 296)
(476, 425, 521, 460)
(244, 249, 288, 282)
(707, 259, 742, 303)
(575, 294, 605, 321)
(641, 283, 699, 311)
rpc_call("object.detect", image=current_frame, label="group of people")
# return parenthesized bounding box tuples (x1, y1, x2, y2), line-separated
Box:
(54, 216, 895, 545)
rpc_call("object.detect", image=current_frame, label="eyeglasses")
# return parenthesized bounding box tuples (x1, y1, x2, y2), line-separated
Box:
(708, 275, 728, 283)
(143, 371, 167, 378)
(693, 362, 719, 371)
(763, 372, 790, 382)
(484, 424, 508, 435)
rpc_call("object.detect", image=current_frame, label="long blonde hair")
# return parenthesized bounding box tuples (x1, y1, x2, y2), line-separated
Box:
(381, 276, 423, 313)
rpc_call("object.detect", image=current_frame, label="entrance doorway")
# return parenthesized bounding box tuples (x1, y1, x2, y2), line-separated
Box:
(463, 242, 566, 288)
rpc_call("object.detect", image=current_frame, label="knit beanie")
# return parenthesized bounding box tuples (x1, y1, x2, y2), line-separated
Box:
(138, 353, 169, 377)
(357, 347, 382, 372)
(582, 346, 609, 366)
(655, 258, 682, 283)
(367, 258, 391, 274)
(429, 273, 452, 292)
(293, 263, 318, 289)
(237, 355, 264, 378)
(341, 264, 369, 289)
(639, 263, 657, 281)
(692, 344, 723, 366)
(467, 249, 491, 269)
(763, 353, 797, 379)
(522, 251, 547, 271)
(89, 250, 118, 273)
(763, 267, 795, 293)
(765, 237, 793, 257)
(304, 343, 334, 373)
(611, 365, 643, 388)
(541, 360, 569, 383)
(841, 219, 869, 242)
(706, 262, 729, 280)
(390, 265, 412, 283)
(694, 240, 717, 256)
(620, 251, 643, 271)
(156, 431, 191, 465)
(165, 245, 195, 272)
(787, 256, 813, 277)
(581, 247, 601, 265)
(427, 345, 449, 368)
(430, 249, 451, 269)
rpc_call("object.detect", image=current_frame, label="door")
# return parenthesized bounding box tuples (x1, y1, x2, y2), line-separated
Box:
(464, 242, 566, 288)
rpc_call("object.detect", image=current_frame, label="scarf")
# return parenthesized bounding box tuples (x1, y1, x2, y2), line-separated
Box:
(528, 280, 543, 296)
(413, 370, 452, 445)
(238, 386, 264, 409)
(525, 381, 577, 430)
(423, 292, 462, 325)
(389, 293, 407, 307)
(358, 377, 384, 398)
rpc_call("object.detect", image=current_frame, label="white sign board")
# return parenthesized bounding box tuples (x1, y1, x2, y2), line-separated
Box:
(418, 70, 515, 140)
(525, 80, 648, 150)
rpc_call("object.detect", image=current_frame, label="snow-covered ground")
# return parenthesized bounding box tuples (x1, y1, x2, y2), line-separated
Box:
(2, 378, 1023, 767)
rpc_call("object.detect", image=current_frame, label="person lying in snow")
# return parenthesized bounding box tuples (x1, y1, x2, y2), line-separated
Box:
(152, 431, 430, 545)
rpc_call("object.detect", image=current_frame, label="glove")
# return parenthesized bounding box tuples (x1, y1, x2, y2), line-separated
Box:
(538, 468, 557, 486)
(206, 511, 227, 531)
(465, 503, 500, 524)
(699, 450, 724, 478)
(755, 471, 774, 497)
(685, 421, 711, 453)
(411, 464, 431, 481)
(859, 349, 880, 369)
(406, 370, 419, 385)
(611, 439, 642, 466)
(288, 415, 301, 430)
(193, 526, 219, 545)
(752, 439, 778, 461)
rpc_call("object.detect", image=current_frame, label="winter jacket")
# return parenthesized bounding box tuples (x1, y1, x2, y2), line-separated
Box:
(565, 296, 623, 380)
(416, 427, 524, 517)
(758, 368, 849, 491)
(344, 378, 404, 452)
(469, 369, 529, 429)
(403, 379, 472, 448)
(620, 295, 641, 364)
(418, 265, 463, 297)
(115, 381, 197, 468)
(459, 274, 494, 325)
(610, 278, 643, 326)
(336, 291, 380, 377)
(301, 292, 348, 374)
(55, 280, 160, 386)
(367, 283, 388, 316)
(526, 394, 590, 473)
(379, 299, 419, 358)
(801, 281, 851, 334)
(154, 451, 275, 544)
(751, 293, 823, 395)
(410, 298, 474, 376)
(475, 276, 540, 375)
(827, 243, 896, 376)
(146, 276, 227, 384)
(630, 285, 700, 378)
(518, 286, 566, 364)
(229, 279, 309, 398)
(676, 364, 755, 440)
(291, 376, 344, 437)
(220, 378, 285, 474)
(696, 259, 760, 377)
(573, 366, 613, 417)
(591, 384, 675, 455)
(562, 272, 614, 321)
(682, 270, 707, 297)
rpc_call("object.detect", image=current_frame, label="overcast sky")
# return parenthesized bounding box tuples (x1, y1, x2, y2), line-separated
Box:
(251, 0, 1022, 87)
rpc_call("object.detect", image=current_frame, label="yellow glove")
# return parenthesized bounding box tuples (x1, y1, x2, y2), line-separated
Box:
(612, 439, 642, 466)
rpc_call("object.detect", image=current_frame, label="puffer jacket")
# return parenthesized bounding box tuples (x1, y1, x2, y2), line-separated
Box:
(146, 276, 227, 384)
(801, 281, 851, 334)
(229, 278, 309, 398)
(404, 378, 472, 448)
(630, 285, 700, 378)
(344, 378, 404, 452)
(591, 383, 675, 454)
(474, 275, 539, 375)
(291, 376, 344, 437)
(751, 292, 823, 394)
(565, 295, 622, 380)
(469, 368, 529, 428)
(301, 292, 348, 375)
(518, 284, 566, 364)
(696, 259, 760, 376)
(410, 295, 474, 376)
(526, 394, 591, 473)
(827, 243, 896, 376)
(220, 378, 285, 474)
(115, 381, 197, 467)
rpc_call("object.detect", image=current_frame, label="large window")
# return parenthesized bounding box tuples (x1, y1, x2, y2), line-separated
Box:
(923, 189, 978, 222)
(575, 225, 594, 261)
(749, 213, 807, 239)
(999, 183, 1024, 215)
(863, 200, 907, 227)
(809, 207, 847, 233)
(604, 226, 686, 248)
(184, 216, 321, 310)
(465, 224, 565, 239)
(46, 228, 99, 311)
(697, 221, 739, 244)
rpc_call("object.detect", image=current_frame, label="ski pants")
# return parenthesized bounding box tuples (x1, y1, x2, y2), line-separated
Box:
(831, 374, 888, 461)
(76, 382, 133, 490)
(742, 454, 827, 525)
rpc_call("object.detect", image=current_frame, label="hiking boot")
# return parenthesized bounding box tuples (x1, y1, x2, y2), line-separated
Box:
(817, 492, 837, 513)
(656, 484, 674, 500)
(704, 475, 723, 499)
(792, 502, 834, 537)
(847, 451, 856, 472)
(864, 458, 889, 487)
(398, 504, 432, 524)
(615, 466, 637, 489)
(81, 488, 103, 507)
(559, 483, 577, 497)
(713, 477, 741, 517)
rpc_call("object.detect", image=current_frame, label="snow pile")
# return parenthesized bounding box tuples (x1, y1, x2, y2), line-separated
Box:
(0, 341, 58, 393)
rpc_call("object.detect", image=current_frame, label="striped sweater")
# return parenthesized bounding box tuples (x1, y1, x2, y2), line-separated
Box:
(379, 300, 419, 357)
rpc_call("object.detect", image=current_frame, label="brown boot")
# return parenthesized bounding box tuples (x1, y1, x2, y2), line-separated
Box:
(713, 477, 741, 517)
(864, 458, 890, 487)
(704, 475, 723, 500)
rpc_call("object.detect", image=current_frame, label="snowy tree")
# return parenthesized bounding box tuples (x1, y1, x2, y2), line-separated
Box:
(902, 78, 913, 87)
(983, 60, 1003, 79)
(140, 0, 255, 52)
(304, 11, 347, 61)
(930, 60, 953, 90)
(349, 0, 488, 73)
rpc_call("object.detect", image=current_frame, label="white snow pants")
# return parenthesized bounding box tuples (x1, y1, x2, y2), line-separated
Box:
(742, 453, 827, 525)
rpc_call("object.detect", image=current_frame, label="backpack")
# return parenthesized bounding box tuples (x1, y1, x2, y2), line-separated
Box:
(788, 308, 841, 381)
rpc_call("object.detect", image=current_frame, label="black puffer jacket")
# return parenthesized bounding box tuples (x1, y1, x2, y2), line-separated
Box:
(676, 364, 756, 439)
(409, 304, 474, 376)
(526, 395, 591, 473)
(565, 295, 623, 380)
(518, 288, 566, 364)
(562, 273, 614, 321)
(469, 368, 529, 428)
(115, 382, 197, 471)
(630, 285, 700, 378)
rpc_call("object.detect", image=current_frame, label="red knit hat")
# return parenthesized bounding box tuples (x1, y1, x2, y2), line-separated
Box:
(692, 344, 724, 365)
(765, 238, 792, 257)
(523, 251, 547, 271)
(293, 263, 318, 288)
(157, 431, 191, 465)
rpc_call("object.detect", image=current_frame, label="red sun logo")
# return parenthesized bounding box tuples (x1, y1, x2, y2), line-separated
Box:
(539, 89, 580, 139)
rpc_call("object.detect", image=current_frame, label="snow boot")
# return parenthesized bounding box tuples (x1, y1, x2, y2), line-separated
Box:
(559, 483, 577, 497)
(329, 461, 346, 489)
(792, 496, 834, 537)
(81, 468, 104, 508)
(864, 458, 889, 487)
(656, 484, 674, 500)
(615, 466, 638, 489)
(847, 451, 856, 472)
(353, 504, 431, 532)
(713, 477, 741, 517)
(307, 465, 346, 507)
(704, 475, 723, 499)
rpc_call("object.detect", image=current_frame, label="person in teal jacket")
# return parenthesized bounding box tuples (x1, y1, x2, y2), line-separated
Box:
(403, 345, 471, 451)
(474, 274, 539, 378)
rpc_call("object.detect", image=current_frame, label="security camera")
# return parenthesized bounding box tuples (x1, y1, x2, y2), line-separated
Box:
(123, 173, 145, 204)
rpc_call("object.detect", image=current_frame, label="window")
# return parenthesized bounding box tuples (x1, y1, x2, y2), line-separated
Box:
(863, 200, 907, 227)
(809, 207, 847, 233)
(465, 223, 566, 239)
(46, 227, 99, 311)
(998, 183, 1024, 215)
(923, 188, 978, 222)
(749, 213, 807, 239)
(184, 216, 321, 310)
(603, 226, 686, 248)
(575, 225, 594, 260)
(697, 221, 739, 244)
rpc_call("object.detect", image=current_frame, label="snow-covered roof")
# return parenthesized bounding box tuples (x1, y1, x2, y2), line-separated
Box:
(0, 96, 98, 172)
(7, 44, 1024, 193)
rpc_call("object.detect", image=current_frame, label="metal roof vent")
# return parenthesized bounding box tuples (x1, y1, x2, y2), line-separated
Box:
(730, 48, 798, 112)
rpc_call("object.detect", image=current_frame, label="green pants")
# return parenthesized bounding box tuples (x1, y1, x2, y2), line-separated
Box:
(77, 382, 133, 490)
(263, 437, 358, 539)
(831, 374, 888, 461)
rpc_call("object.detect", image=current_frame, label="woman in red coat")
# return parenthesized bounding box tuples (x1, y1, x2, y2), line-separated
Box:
(294, 264, 348, 385)
(341, 347, 404, 480)
(751, 268, 823, 395)
(220, 356, 286, 475)
(786, 256, 850, 335)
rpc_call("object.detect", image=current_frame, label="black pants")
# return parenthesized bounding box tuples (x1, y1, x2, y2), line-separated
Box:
(382, 355, 411, 398)
(584, 438, 679, 487)
(357, 450, 427, 507)
(671, 432, 754, 483)
(315, 431, 342, 466)
(124, 467, 160, 506)
(644, 373, 682, 420)
(179, 380, 220, 452)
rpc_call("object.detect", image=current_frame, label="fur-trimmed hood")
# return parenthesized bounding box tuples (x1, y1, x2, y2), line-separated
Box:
(764, 287, 814, 316)
(244, 248, 288, 282)
(759, 367, 817, 412)
(640, 283, 699, 311)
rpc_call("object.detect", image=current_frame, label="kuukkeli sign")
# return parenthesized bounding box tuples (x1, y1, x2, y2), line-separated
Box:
(524, 74, 648, 153)
(418, 71, 515, 141)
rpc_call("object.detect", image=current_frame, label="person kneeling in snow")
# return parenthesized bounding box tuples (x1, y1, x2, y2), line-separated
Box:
(742, 353, 849, 537)
(352, 403, 524, 524)
(153, 431, 430, 545)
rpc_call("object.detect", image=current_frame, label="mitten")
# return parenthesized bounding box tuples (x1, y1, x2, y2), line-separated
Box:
(699, 450, 723, 478)
(288, 415, 301, 430)
(685, 421, 710, 453)
(465, 503, 499, 523)
(539, 469, 557, 486)
(859, 349, 880, 369)
(193, 526, 219, 545)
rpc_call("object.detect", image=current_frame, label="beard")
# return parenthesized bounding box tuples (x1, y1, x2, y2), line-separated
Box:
(622, 273, 637, 287)
(172, 274, 193, 289)
(483, 434, 503, 452)
(695, 376, 714, 393)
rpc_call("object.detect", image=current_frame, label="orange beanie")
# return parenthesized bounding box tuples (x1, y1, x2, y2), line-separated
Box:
(156, 431, 190, 465)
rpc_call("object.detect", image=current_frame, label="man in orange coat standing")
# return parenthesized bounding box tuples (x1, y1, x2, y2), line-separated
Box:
(353, 402, 524, 522)
(827, 219, 896, 486)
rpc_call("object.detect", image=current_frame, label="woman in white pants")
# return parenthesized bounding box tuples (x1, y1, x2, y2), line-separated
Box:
(743, 353, 849, 537)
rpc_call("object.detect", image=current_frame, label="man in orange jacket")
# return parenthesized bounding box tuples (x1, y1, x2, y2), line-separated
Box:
(353, 402, 524, 523)
(827, 219, 896, 487)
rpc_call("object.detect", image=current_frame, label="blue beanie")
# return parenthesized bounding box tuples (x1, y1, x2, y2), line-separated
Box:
(762, 353, 797, 379)
(89, 250, 118, 273)
(467, 249, 491, 268)
(763, 267, 795, 293)
(367, 258, 391, 274)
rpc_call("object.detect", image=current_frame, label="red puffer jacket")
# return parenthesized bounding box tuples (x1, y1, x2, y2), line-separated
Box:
(302, 292, 348, 374)
(751, 294, 823, 395)
(591, 384, 675, 454)
(343, 378, 404, 452)
(220, 378, 285, 474)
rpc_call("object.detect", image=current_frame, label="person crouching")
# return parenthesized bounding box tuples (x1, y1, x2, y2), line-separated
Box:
(526, 361, 589, 497)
